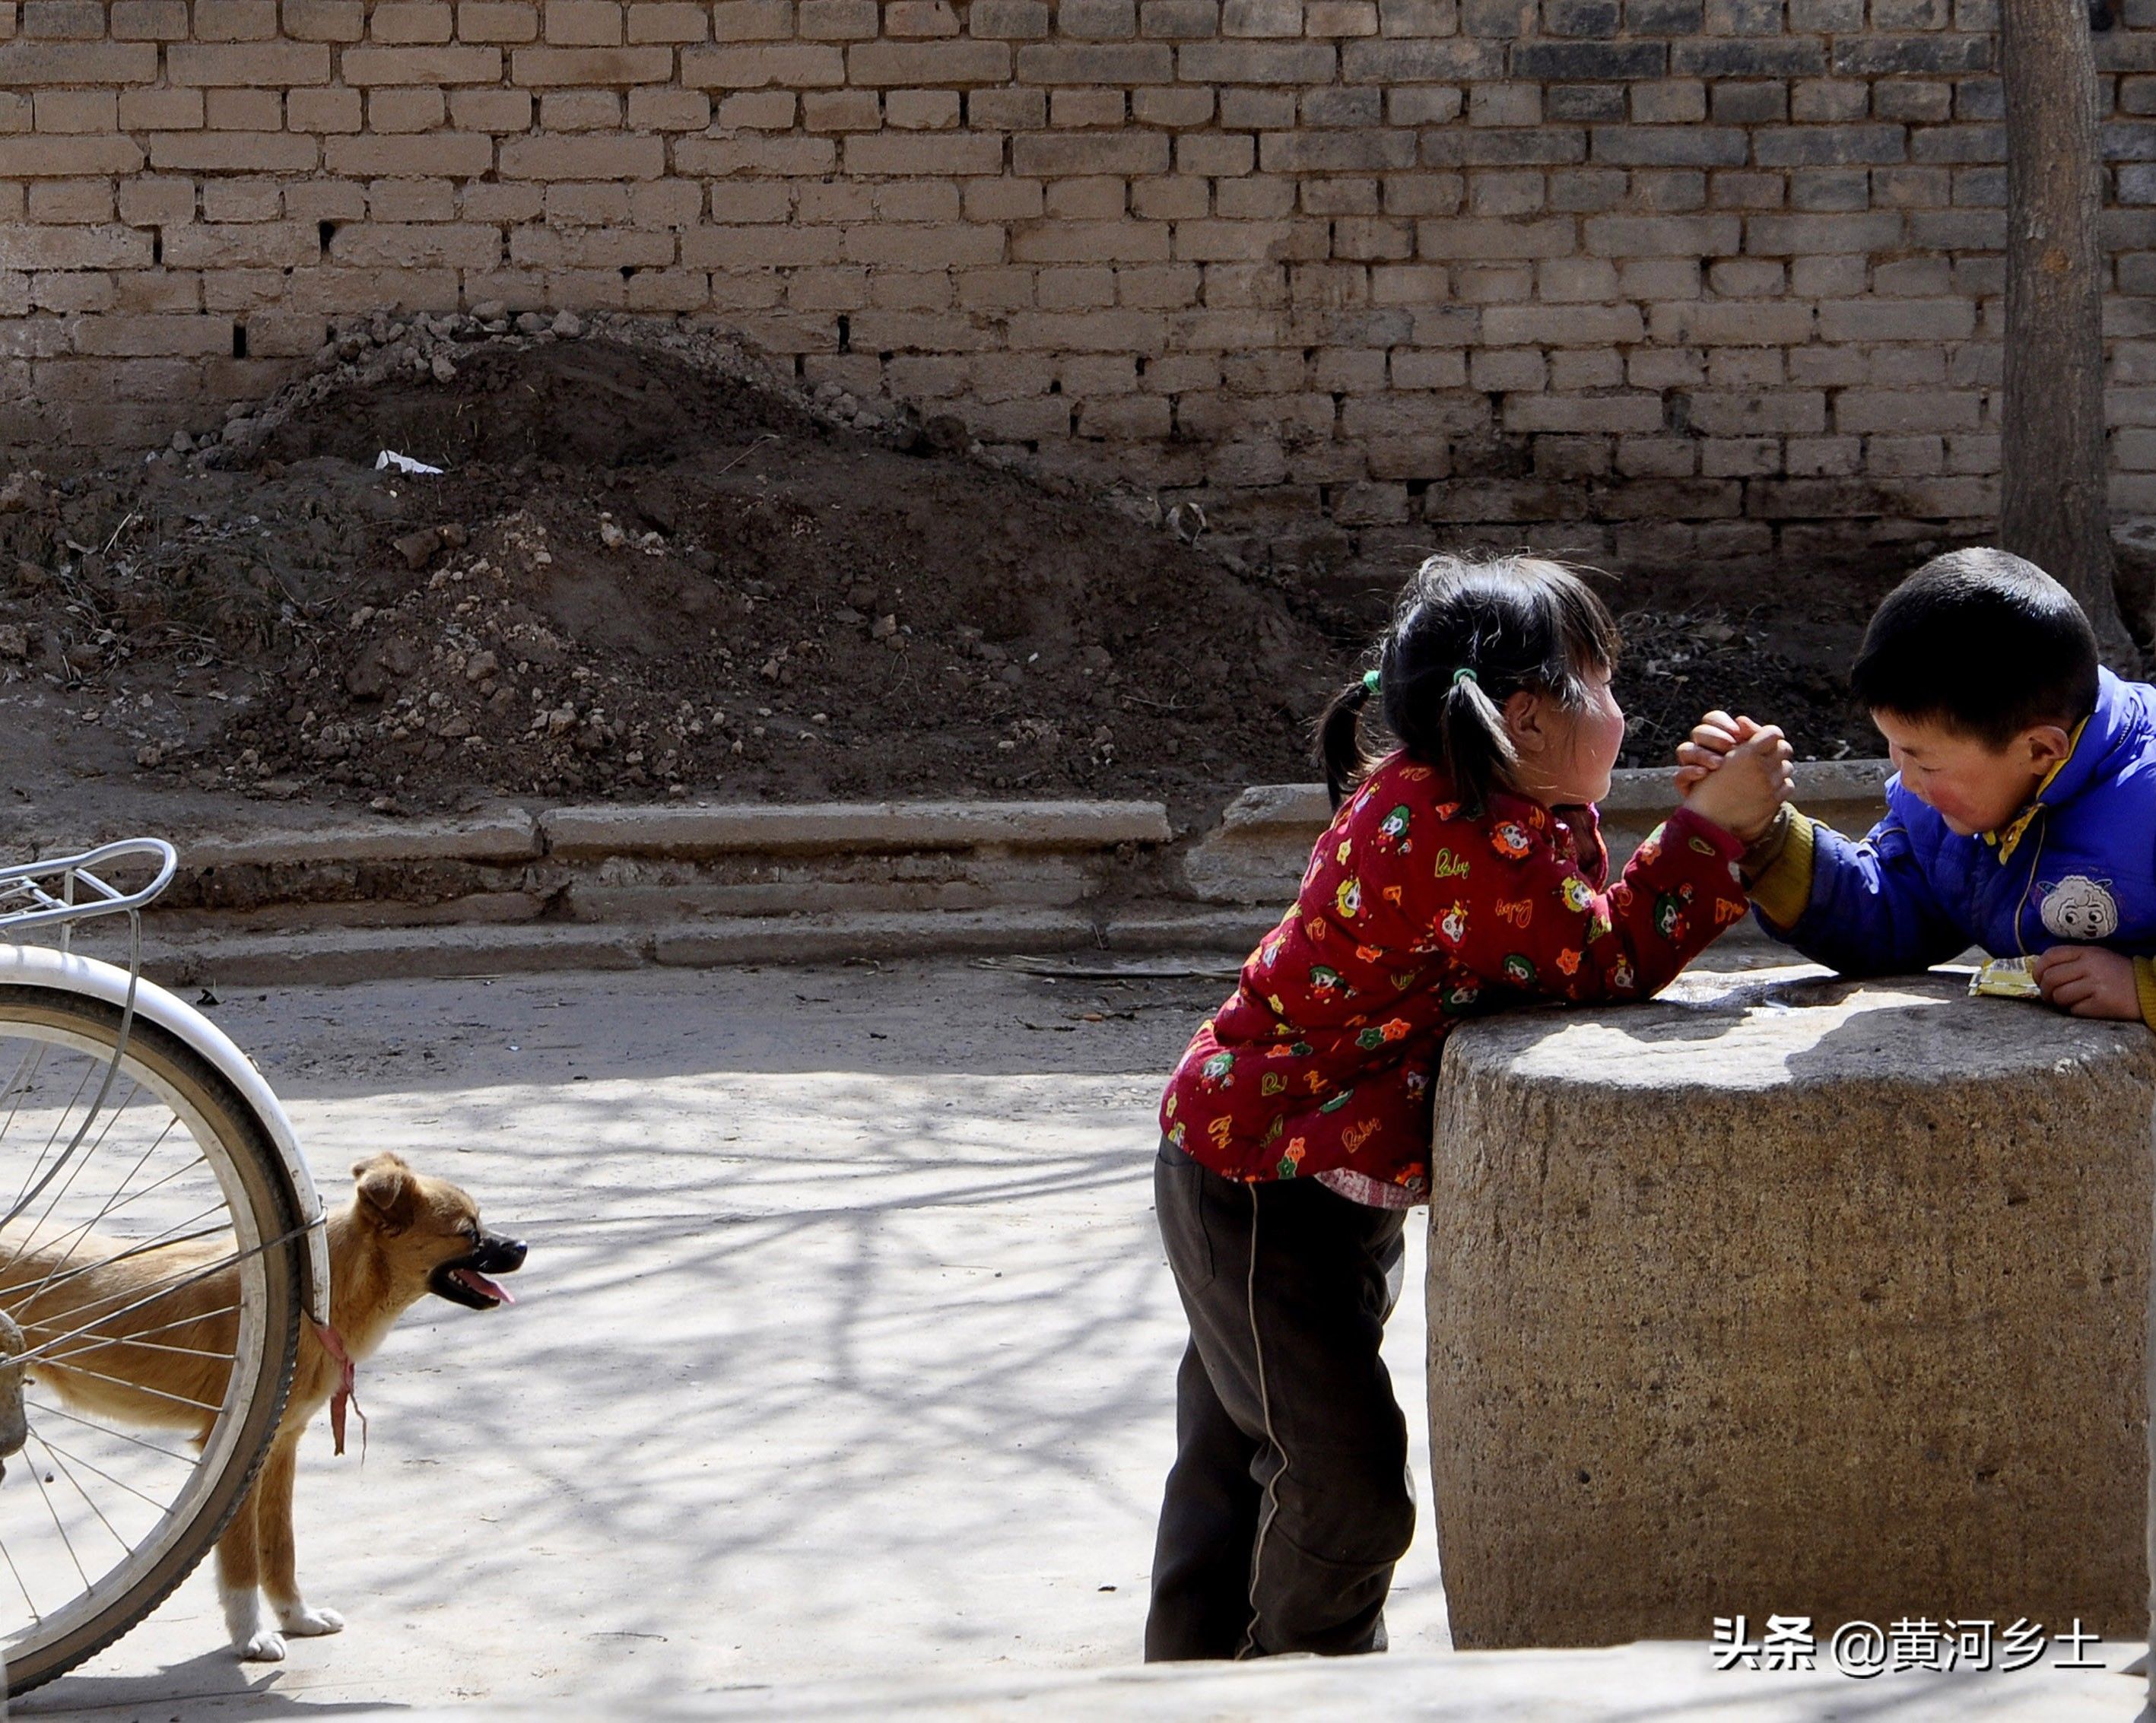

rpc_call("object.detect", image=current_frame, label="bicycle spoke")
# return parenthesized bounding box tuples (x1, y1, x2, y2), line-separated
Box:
(29, 1431, 129, 1554)
(26, 1400, 193, 1466)
(26, 1449, 90, 1592)
(30, 1361, 221, 1417)
(0, 1533, 41, 1625)
(27, 1431, 170, 1515)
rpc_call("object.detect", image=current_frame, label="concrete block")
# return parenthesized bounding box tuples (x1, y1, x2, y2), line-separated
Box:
(1430, 966, 2155, 1645)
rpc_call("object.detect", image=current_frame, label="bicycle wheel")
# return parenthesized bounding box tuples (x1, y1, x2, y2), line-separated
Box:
(0, 982, 306, 1695)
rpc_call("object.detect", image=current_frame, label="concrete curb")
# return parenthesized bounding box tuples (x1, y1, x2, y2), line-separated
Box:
(24, 765, 1897, 980)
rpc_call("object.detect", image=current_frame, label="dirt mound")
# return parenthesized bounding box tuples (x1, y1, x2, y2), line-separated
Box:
(0, 318, 1884, 833)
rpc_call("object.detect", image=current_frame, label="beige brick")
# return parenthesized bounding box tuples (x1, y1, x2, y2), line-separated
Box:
(0, 222, 149, 268)
(887, 0, 961, 32)
(1051, 87, 1125, 127)
(286, 84, 360, 129)
(324, 131, 493, 173)
(169, 42, 333, 83)
(1133, 173, 1208, 218)
(1223, 0, 1301, 33)
(546, 180, 629, 223)
(31, 273, 117, 314)
(373, 2, 456, 41)
(122, 87, 203, 130)
(1306, 0, 1376, 26)
(681, 42, 843, 84)
(150, 131, 319, 171)
(887, 87, 962, 128)
(969, 86, 1046, 127)
(627, 1, 706, 39)
(449, 87, 532, 128)
(330, 221, 504, 265)
(195, 0, 280, 38)
(0, 42, 159, 81)
(681, 224, 843, 266)
(1133, 84, 1212, 125)
(0, 135, 145, 175)
(843, 221, 1005, 266)
(716, 87, 793, 125)
(459, 180, 543, 219)
(27, 179, 114, 223)
(284, 0, 366, 37)
(1043, 176, 1123, 218)
(802, 88, 880, 129)
(0, 92, 24, 133)
(1176, 133, 1253, 175)
(498, 132, 665, 176)
(839, 132, 1007, 180)
(163, 220, 322, 265)
(540, 88, 622, 126)
(629, 86, 712, 128)
(117, 176, 195, 225)
(1011, 131, 1168, 176)
(709, 0, 792, 34)
(341, 44, 502, 81)
(1646, 300, 1816, 345)
(206, 89, 285, 129)
(675, 132, 835, 173)
(847, 40, 1010, 83)
(545, 0, 621, 41)
(512, 43, 671, 79)
(964, 176, 1044, 219)
(21, 0, 106, 36)
(698, 183, 784, 222)
(369, 86, 448, 131)
(112, 0, 190, 37)
(32, 89, 113, 132)
(799, 0, 878, 36)
(456, 1, 538, 40)
(628, 177, 698, 223)
(370, 177, 456, 220)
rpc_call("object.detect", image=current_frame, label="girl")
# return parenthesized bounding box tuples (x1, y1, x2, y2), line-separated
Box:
(1146, 554, 1793, 1661)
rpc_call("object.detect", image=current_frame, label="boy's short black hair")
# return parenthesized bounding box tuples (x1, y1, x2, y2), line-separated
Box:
(1850, 547, 2100, 748)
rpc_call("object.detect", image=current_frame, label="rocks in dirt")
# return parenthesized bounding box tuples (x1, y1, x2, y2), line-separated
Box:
(0, 624, 24, 660)
(0, 474, 42, 515)
(464, 651, 497, 684)
(394, 527, 444, 570)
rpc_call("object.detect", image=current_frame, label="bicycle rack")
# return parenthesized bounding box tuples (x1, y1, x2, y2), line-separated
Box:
(0, 839, 178, 945)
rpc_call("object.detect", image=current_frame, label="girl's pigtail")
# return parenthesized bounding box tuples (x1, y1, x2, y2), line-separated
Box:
(1437, 668, 1517, 817)
(1317, 669, 1380, 810)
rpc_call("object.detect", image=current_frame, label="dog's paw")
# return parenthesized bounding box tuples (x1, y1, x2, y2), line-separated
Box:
(236, 1629, 288, 1662)
(276, 1604, 344, 1638)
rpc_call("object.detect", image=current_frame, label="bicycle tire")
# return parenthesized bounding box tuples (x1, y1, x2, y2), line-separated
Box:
(0, 983, 306, 1696)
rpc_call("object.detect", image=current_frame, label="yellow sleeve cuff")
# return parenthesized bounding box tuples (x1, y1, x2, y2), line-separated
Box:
(1748, 805, 1817, 931)
(2135, 957, 2156, 1033)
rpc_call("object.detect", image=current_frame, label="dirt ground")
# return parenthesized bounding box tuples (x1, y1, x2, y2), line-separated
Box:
(0, 315, 1892, 836)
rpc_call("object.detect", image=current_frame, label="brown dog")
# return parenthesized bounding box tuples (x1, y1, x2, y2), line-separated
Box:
(0, 1151, 525, 1660)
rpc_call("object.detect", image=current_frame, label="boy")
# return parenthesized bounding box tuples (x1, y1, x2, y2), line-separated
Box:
(1678, 546, 2156, 1023)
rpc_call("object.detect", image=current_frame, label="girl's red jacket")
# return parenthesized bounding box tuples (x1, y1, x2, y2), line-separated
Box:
(1160, 751, 1750, 1197)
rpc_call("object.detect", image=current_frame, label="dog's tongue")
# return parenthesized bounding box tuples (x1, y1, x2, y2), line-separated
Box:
(456, 1268, 515, 1306)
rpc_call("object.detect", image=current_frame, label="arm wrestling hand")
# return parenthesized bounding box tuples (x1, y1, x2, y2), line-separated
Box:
(1673, 710, 1761, 793)
(2030, 945, 2144, 1021)
(1679, 724, 1795, 844)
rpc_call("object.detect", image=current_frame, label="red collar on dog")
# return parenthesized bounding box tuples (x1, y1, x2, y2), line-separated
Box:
(314, 1322, 367, 1458)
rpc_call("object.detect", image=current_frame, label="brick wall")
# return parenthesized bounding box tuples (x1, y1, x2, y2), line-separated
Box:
(2, 0, 2154, 572)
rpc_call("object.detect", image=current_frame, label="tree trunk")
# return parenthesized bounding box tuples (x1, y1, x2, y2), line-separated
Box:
(1999, 0, 2135, 665)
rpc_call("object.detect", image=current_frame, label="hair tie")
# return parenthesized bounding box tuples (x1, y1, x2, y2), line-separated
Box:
(1361, 669, 1380, 695)
(1453, 667, 1478, 688)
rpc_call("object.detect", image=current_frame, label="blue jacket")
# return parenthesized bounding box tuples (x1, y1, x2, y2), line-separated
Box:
(1764, 670, 2156, 974)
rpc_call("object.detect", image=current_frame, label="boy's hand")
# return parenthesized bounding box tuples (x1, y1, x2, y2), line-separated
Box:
(1673, 710, 1761, 792)
(1679, 724, 1795, 843)
(2030, 946, 2145, 1021)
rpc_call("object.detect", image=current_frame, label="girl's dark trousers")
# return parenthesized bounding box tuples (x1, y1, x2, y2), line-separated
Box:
(1144, 1138, 1415, 1661)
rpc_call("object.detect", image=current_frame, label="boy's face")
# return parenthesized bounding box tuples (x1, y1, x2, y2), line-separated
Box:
(1869, 709, 2075, 837)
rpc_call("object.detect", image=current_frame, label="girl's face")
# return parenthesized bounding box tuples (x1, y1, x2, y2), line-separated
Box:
(1506, 668, 1626, 808)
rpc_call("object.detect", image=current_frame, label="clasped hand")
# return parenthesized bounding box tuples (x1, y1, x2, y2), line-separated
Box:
(1670, 708, 1795, 845)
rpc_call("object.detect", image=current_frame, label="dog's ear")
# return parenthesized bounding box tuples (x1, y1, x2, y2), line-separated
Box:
(351, 1153, 417, 1236)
